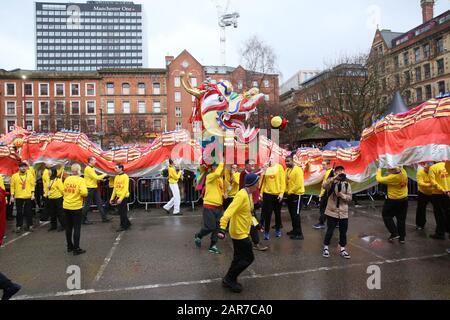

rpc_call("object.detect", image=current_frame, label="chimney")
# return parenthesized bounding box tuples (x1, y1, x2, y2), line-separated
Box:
(165, 56, 174, 66)
(421, 0, 435, 23)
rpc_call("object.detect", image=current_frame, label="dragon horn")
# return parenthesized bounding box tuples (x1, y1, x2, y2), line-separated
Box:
(180, 72, 205, 99)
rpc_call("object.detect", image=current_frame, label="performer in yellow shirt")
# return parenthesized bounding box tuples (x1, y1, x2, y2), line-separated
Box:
(376, 166, 409, 243)
(223, 164, 240, 211)
(163, 159, 183, 216)
(415, 162, 434, 230)
(313, 160, 333, 230)
(260, 158, 286, 240)
(110, 164, 131, 232)
(82, 157, 111, 224)
(218, 173, 261, 293)
(428, 161, 450, 240)
(64, 164, 88, 256)
(194, 163, 224, 254)
(10, 162, 36, 233)
(46, 168, 65, 232)
(285, 155, 305, 240)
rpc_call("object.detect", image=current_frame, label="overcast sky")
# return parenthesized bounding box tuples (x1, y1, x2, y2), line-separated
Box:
(0, 0, 449, 83)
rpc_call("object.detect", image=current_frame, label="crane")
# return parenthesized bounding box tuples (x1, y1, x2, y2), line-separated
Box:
(212, 0, 240, 66)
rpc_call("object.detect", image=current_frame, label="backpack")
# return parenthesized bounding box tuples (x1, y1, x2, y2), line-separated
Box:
(162, 169, 169, 178)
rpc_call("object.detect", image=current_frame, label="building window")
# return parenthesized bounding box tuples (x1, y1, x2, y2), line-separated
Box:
(86, 83, 96, 96)
(424, 64, 431, 79)
(264, 94, 270, 102)
(24, 83, 33, 96)
(252, 81, 258, 88)
(40, 120, 49, 132)
(416, 88, 423, 102)
(5, 83, 16, 96)
(55, 83, 65, 96)
(24, 102, 33, 115)
(71, 83, 80, 96)
(153, 82, 161, 95)
(237, 80, 243, 90)
(55, 101, 65, 115)
(107, 101, 115, 114)
(263, 80, 270, 88)
(404, 71, 411, 84)
(106, 83, 114, 95)
(40, 83, 49, 96)
(403, 52, 409, 66)
(174, 77, 181, 88)
(6, 101, 16, 115)
(437, 59, 444, 75)
(71, 101, 80, 114)
(174, 92, 181, 102)
(7, 120, 16, 132)
(423, 43, 430, 58)
(138, 120, 146, 130)
(107, 120, 115, 130)
(86, 101, 96, 114)
(138, 83, 145, 95)
(153, 101, 161, 113)
(191, 77, 198, 87)
(414, 47, 421, 62)
(122, 120, 130, 130)
(72, 119, 80, 131)
(415, 67, 422, 82)
(138, 101, 146, 113)
(395, 74, 400, 87)
(123, 101, 130, 113)
(438, 81, 446, 95)
(425, 85, 432, 100)
(176, 122, 182, 131)
(393, 55, 399, 69)
(25, 120, 34, 131)
(122, 83, 130, 95)
(175, 106, 182, 118)
(40, 101, 49, 115)
(436, 37, 444, 54)
(154, 119, 162, 132)
(87, 119, 96, 132)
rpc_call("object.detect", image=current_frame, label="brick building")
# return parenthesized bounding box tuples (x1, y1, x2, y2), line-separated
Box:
(370, 1, 450, 106)
(0, 50, 280, 148)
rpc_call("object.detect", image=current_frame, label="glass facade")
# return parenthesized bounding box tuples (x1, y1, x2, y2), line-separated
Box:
(36, 1, 143, 71)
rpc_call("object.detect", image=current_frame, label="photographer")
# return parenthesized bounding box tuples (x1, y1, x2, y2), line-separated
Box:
(322, 166, 352, 259)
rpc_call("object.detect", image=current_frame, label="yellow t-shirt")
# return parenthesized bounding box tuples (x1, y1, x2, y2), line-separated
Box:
(428, 162, 450, 195)
(203, 163, 224, 207)
(260, 163, 286, 196)
(42, 167, 64, 198)
(416, 169, 433, 196)
(63, 176, 88, 210)
(10, 172, 35, 199)
(224, 170, 240, 198)
(168, 166, 182, 184)
(47, 178, 64, 199)
(84, 166, 106, 189)
(111, 174, 130, 202)
(320, 169, 333, 198)
(220, 189, 256, 240)
(286, 166, 305, 195)
(376, 168, 408, 200)
(0, 176, 5, 191)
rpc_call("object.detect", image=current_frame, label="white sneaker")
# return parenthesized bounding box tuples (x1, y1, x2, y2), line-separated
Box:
(340, 249, 351, 259)
(323, 247, 330, 258)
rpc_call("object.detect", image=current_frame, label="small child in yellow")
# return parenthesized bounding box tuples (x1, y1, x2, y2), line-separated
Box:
(110, 164, 131, 232)
(218, 173, 261, 293)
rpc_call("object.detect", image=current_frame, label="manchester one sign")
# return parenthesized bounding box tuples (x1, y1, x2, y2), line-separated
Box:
(92, 5, 139, 12)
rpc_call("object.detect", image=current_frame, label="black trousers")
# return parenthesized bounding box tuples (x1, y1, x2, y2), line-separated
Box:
(15, 199, 33, 228)
(225, 237, 255, 283)
(47, 198, 65, 229)
(250, 225, 260, 245)
(416, 192, 431, 228)
(431, 195, 450, 236)
(0, 272, 13, 290)
(382, 198, 408, 240)
(324, 216, 349, 247)
(82, 188, 107, 221)
(197, 208, 223, 248)
(118, 198, 130, 229)
(319, 196, 328, 224)
(262, 193, 282, 232)
(287, 194, 303, 236)
(65, 209, 82, 250)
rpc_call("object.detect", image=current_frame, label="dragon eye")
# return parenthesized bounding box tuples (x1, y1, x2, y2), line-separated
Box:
(218, 96, 224, 102)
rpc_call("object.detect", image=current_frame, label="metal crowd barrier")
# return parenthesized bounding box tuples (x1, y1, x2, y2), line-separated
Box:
(136, 177, 201, 211)
(98, 177, 137, 212)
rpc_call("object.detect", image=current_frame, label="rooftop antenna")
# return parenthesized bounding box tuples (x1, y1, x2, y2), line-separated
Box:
(212, 0, 240, 66)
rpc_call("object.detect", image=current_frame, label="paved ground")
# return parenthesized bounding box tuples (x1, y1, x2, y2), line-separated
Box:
(1, 200, 449, 300)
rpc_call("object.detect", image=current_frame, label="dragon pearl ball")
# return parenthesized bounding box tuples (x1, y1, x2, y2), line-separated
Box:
(271, 116, 283, 129)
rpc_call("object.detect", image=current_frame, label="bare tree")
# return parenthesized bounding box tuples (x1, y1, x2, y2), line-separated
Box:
(312, 53, 408, 140)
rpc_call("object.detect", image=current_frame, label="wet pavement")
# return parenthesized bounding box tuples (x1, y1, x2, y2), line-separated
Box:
(1, 200, 449, 300)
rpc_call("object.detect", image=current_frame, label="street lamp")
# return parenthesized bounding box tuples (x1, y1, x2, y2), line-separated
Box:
(99, 107, 104, 149)
(22, 75, 27, 129)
